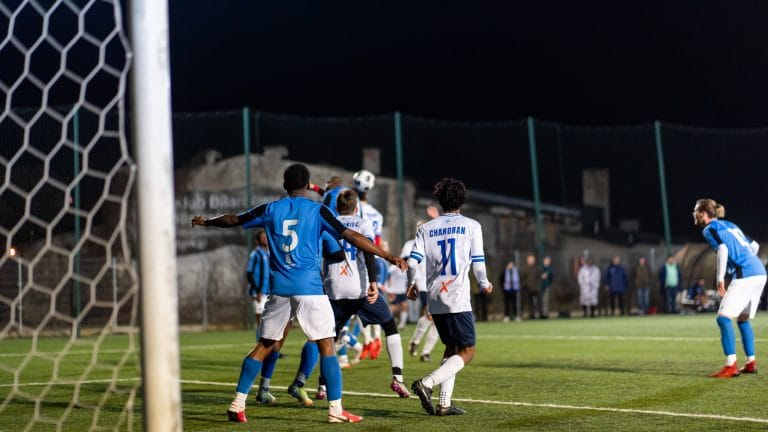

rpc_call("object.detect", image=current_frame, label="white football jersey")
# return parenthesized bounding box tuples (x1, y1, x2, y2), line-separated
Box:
(409, 213, 490, 314)
(324, 215, 375, 300)
(358, 201, 383, 239)
(401, 238, 427, 292)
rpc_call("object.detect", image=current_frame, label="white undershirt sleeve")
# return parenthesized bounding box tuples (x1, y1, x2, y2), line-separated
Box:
(472, 262, 491, 289)
(716, 244, 728, 282)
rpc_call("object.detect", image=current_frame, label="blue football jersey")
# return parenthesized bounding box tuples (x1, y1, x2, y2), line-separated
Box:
(238, 196, 347, 296)
(702, 219, 765, 278)
(246, 246, 270, 296)
(322, 186, 347, 216)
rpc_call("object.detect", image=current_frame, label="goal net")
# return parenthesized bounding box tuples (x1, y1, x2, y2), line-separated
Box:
(1, 0, 143, 430)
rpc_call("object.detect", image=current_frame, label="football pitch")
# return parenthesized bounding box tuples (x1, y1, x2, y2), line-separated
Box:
(2, 314, 768, 431)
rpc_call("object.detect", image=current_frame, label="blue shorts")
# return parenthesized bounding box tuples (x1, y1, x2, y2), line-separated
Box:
(330, 295, 394, 334)
(432, 312, 476, 347)
(391, 294, 408, 305)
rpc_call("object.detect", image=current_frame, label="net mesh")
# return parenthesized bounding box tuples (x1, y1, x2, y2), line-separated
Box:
(0, 0, 138, 430)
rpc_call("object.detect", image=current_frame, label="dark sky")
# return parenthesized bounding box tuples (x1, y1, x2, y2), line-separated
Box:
(169, 1, 768, 126)
(166, 1, 768, 242)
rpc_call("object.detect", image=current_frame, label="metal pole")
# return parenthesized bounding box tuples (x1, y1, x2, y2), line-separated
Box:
(201, 281, 208, 331)
(527, 117, 545, 259)
(112, 257, 118, 331)
(243, 107, 253, 251)
(17, 258, 22, 335)
(555, 124, 567, 206)
(73, 109, 81, 338)
(130, 0, 183, 428)
(654, 121, 672, 256)
(394, 111, 406, 247)
(514, 250, 521, 322)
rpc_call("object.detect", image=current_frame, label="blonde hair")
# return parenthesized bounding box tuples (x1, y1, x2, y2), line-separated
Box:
(696, 198, 725, 219)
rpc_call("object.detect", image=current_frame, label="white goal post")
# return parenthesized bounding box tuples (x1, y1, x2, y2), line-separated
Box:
(129, 0, 183, 430)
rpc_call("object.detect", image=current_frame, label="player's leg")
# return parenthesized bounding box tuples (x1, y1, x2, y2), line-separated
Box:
(737, 275, 766, 374)
(711, 280, 750, 377)
(228, 295, 290, 422)
(412, 312, 475, 415)
(421, 322, 439, 362)
(286, 341, 318, 406)
(255, 349, 279, 404)
(410, 315, 430, 355)
(359, 296, 410, 397)
(294, 295, 362, 423)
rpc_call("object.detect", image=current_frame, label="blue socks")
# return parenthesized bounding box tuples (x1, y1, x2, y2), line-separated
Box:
(320, 355, 342, 401)
(236, 357, 262, 394)
(716, 316, 736, 356)
(738, 320, 755, 357)
(261, 350, 279, 379)
(297, 341, 319, 384)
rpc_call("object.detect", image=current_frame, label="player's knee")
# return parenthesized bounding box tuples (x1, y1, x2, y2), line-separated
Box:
(458, 346, 476, 364)
(381, 319, 399, 336)
(737, 314, 750, 323)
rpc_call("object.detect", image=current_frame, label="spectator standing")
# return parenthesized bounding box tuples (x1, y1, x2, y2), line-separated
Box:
(659, 256, 681, 314)
(630, 256, 653, 315)
(605, 256, 629, 316)
(539, 256, 554, 319)
(498, 261, 521, 322)
(521, 254, 541, 319)
(578, 258, 600, 317)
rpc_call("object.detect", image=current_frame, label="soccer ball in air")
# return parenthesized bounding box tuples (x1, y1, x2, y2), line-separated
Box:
(353, 169, 375, 192)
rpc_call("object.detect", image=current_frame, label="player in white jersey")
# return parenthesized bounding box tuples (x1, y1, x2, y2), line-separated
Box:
(353, 169, 385, 358)
(386, 260, 410, 330)
(407, 178, 493, 416)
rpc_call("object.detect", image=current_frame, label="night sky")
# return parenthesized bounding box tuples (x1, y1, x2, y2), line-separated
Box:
(6, 1, 768, 241)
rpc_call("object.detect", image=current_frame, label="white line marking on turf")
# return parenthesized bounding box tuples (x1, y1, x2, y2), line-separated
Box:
(480, 334, 768, 343)
(0, 378, 140, 388)
(178, 380, 768, 425)
(0, 343, 251, 358)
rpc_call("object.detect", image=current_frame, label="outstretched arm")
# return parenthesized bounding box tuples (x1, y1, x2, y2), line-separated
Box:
(191, 213, 240, 228)
(342, 229, 406, 271)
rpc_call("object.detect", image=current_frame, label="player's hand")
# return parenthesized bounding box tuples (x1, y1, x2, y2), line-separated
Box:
(406, 284, 419, 301)
(717, 281, 726, 297)
(191, 216, 207, 227)
(483, 283, 494, 294)
(390, 255, 407, 271)
(367, 282, 379, 304)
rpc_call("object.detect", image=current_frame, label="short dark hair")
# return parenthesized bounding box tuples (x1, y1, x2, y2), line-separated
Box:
(433, 178, 466, 211)
(336, 189, 358, 215)
(283, 164, 310, 191)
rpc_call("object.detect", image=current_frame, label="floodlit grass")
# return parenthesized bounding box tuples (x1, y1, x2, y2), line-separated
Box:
(2, 314, 768, 431)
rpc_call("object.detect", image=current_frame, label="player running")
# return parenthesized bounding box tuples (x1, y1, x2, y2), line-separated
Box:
(693, 198, 766, 378)
(191, 164, 406, 423)
(407, 178, 493, 416)
(403, 221, 440, 362)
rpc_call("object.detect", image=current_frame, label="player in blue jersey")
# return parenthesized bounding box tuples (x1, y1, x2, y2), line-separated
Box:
(191, 164, 406, 423)
(407, 178, 493, 416)
(322, 175, 346, 215)
(693, 198, 767, 378)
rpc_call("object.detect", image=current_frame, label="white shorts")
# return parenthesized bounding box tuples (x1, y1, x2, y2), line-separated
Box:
(252, 296, 268, 315)
(260, 294, 336, 341)
(719, 275, 767, 319)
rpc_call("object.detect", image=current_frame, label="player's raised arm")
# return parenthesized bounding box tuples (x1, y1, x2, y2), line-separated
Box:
(343, 229, 406, 271)
(192, 204, 267, 228)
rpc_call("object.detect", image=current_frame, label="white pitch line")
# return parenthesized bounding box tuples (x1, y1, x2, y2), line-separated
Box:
(0, 378, 140, 388)
(178, 379, 768, 425)
(0, 343, 251, 358)
(479, 334, 768, 343)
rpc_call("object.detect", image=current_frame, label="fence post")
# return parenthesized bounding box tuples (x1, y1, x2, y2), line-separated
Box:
(527, 117, 545, 259)
(654, 121, 672, 256)
(73, 108, 81, 339)
(243, 107, 253, 251)
(394, 111, 406, 247)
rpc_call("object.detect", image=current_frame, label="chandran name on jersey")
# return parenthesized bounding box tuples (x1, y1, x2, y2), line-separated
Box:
(429, 226, 467, 237)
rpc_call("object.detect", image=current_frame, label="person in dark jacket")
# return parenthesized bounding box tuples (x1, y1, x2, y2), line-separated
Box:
(521, 254, 541, 319)
(604, 256, 629, 316)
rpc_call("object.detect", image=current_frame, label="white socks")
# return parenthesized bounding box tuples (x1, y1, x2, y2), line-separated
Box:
(386, 333, 404, 371)
(398, 310, 409, 329)
(438, 358, 455, 407)
(422, 355, 465, 388)
(411, 315, 431, 344)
